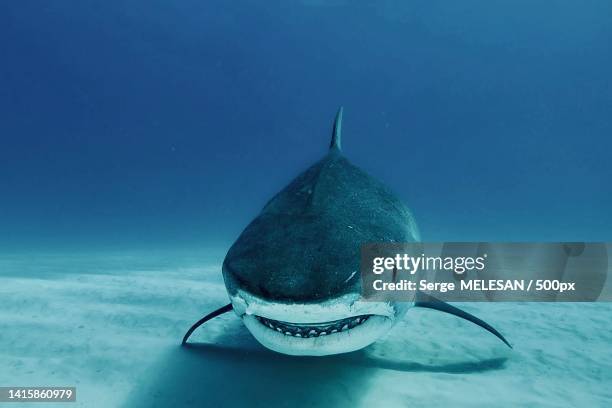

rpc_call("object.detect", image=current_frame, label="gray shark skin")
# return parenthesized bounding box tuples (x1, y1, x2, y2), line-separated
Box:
(222, 135, 419, 303)
(182, 108, 511, 355)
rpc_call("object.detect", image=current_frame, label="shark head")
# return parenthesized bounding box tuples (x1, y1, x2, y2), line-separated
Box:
(221, 108, 420, 355)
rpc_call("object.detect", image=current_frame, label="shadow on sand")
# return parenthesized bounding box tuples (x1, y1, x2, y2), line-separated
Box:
(125, 328, 507, 408)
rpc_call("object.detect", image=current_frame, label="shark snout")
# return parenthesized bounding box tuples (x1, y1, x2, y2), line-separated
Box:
(222, 257, 362, 303)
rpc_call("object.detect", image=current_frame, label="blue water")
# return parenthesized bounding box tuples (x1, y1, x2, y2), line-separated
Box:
(1, 1, 611, 249)
(1, 4, 612, 406)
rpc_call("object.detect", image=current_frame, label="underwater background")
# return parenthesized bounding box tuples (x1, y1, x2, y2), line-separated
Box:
(1, 1, 611, 407)
(2, 0, 612, 251)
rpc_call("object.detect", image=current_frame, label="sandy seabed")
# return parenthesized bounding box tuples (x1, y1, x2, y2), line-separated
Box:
(1, 251, 611, 407)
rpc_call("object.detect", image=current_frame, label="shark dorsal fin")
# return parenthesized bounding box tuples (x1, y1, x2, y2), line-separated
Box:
(329, 106, 343, 152)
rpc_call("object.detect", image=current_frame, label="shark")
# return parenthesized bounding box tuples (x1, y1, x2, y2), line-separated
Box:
(182, 108, 511, 356)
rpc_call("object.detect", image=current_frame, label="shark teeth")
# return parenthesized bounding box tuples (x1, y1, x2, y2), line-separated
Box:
(255, 315, 370, 338)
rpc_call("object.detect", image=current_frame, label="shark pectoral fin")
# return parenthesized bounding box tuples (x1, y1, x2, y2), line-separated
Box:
(181, 303, 233, 346)
(414, 291, 512, 348)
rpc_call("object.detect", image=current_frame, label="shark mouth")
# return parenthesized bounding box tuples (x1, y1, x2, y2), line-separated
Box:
(243, 313, 392, 355)
(232, 292, 396, 356)
(255, 314, 371, 338)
